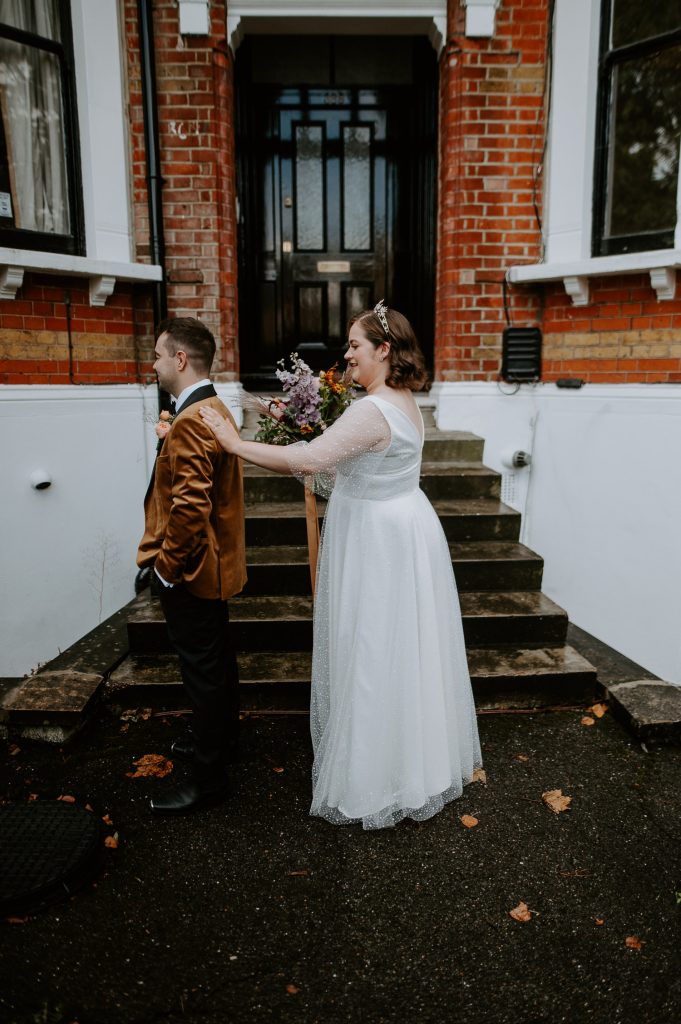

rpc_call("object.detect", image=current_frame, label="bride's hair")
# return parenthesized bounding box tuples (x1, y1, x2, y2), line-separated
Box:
(349, 306, 429, 391)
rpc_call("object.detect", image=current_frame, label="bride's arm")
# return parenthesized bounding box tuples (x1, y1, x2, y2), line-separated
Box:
(199, 399, 389, 476)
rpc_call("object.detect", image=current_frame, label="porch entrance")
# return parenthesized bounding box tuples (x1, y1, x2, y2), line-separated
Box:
(235, 35, 437, 388)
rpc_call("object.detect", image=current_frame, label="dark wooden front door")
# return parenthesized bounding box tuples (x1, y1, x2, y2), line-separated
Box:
(236, 36, 436, 387)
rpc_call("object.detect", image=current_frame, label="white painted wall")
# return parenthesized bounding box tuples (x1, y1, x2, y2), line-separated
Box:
(0, 384, 243, 678)
(433, 381, 681, 684)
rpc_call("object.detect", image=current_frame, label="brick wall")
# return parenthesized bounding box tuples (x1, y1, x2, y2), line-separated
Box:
(123, 0, 239, 378)
(0, 277, 154, 385)
(541, 276, 681, 383)
(435, 0, 681, 386)
(436, 0, 548, 383)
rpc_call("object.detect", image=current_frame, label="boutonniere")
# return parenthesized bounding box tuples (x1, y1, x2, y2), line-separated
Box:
(155, 409, 175, 440)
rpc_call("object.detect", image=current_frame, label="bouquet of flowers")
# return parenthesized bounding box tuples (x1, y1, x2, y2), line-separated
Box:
(250, 352, 355, 445)
(245, 352, 355, 598)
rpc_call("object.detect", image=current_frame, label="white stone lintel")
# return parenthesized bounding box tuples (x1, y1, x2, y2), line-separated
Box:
(463, 0, 501, 38)
(563, 275, 589, 307)
(0, 265, 25, 300)
(508, 249, 681, 305)
(227, 2, 448, 54)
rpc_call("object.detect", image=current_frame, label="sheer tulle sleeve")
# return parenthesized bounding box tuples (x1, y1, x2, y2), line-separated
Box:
(283, 397, 390, 495)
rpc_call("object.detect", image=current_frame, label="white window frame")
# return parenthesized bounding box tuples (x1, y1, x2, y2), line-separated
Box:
(0, 0, 161, 305)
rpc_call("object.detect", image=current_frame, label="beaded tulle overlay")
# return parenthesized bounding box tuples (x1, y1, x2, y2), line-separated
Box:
(284, 395, 482, 829)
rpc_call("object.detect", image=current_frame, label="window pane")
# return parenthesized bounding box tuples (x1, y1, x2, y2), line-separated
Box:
(0, 0, 61, 41)
(343, 125, 372, 251)
(0, 37, 70, 233)
(611, 0, 680, 49)
(295, 124, 324, 250)
(605, 46, 681, 239)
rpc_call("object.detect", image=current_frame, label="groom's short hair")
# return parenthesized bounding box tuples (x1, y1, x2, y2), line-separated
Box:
(157, 317, 216, 373)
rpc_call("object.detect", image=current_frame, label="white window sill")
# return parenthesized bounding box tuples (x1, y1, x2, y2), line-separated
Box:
(507, 249, 681, 306)
(0, 247, 163, 306)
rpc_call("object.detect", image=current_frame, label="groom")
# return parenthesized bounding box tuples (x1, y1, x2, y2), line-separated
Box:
(137, 317, 247, 814)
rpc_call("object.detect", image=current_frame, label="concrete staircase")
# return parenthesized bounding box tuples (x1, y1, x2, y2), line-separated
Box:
(109, 397, 598, 711)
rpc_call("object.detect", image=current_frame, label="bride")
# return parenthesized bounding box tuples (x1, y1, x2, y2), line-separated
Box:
(200, 302, 482, 829)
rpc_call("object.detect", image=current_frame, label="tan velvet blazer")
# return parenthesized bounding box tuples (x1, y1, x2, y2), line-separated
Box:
(137, 393, 247, 600)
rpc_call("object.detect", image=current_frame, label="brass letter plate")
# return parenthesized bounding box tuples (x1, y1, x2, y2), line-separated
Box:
(316, 260, 350, 273)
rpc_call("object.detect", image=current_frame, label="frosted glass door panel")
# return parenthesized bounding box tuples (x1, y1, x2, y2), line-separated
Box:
(343, 125, 372, 251)
(295, 124, 325, 250)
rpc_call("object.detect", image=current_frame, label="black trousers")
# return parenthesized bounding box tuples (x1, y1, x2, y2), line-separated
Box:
(158, 583, 239, 782)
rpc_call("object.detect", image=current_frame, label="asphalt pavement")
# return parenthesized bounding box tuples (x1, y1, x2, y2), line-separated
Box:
(2, 701, 681, 1024)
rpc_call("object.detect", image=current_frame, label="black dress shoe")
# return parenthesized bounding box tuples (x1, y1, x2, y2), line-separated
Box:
(171, 739, 240, 764)
(170, 740, 194, 761)
(149, 780, 230, 815)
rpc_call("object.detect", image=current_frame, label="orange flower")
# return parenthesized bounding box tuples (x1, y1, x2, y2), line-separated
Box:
(159, 410, 172, 421)
(300, 424, 314, 435)
(155, 421, 172, 439)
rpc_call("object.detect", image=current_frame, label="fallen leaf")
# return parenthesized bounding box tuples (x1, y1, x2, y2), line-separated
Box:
(625, 935, 644, 950)
(119, 723, 130, 734)
(104, 835, 119, 849)
(595, 918, 605, 926)
(85, 804, 94, 813)
(590, 703, 608, 718)
(460, 814, 479, 829)
(514, 753, 529, 762)
(286, 984, 300, 995)
(288, 870, 309, 877)
(472, 768, 487, 785)
(581, 716, 596, 727)
(57, 794, 76, 803)
(138, 708, 152, 721)
(509, 901, 532, 922)
(542, 789, 572, 814)
(272, 767, 285, 774)
(8, 744, 20, 756)
(6, 916, 28, 925)
(127, 754, 173, 779)
(27, 793, 38, 802)
(120, 708, 139, 721)
(102, 814, 113, 826)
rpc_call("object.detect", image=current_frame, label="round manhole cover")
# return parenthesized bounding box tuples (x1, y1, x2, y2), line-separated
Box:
(0, 802, 103, 914)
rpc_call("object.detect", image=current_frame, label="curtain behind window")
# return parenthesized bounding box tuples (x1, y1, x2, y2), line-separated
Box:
(0, 0, 69, 234)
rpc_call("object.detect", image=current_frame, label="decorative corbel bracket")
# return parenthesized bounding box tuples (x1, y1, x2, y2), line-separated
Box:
(429, 16, 447, 54)
(0, 265, 24, 300)
(227, 14, 243, 53)
(463, 0, 501, 38)
(649, 266, 676, 302)
(563, 275, 589, 307)
(89, 275, 116, 307)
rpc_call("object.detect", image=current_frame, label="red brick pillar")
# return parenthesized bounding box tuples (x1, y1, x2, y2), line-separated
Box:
(124, 0, 240, 378)
(434, 0, 548, 382)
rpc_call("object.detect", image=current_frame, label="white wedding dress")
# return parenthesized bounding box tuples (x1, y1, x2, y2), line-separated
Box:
(285, 394, 482, 829)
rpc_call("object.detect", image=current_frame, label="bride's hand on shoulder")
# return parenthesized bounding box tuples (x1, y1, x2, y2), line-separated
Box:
(199, 406, 241, 454)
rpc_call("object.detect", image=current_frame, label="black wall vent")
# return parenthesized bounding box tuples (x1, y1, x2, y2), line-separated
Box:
(501, 327, 542, 382)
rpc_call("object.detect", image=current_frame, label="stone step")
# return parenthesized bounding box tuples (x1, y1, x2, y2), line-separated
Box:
(106, 643, 597, 712)
(127, 589, 567, 655)
(242, 541, 543, 595)
(244, 498, 520, 546)
(1, 671, 104, 743)
(243, 462, 501, 503)
(422, 431, 484, 462)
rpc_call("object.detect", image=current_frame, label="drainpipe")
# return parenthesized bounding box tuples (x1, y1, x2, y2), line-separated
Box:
(137, 0, 169, 409)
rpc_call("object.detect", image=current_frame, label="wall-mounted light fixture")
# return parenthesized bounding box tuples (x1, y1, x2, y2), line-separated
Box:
(29, 470, 52, 491)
